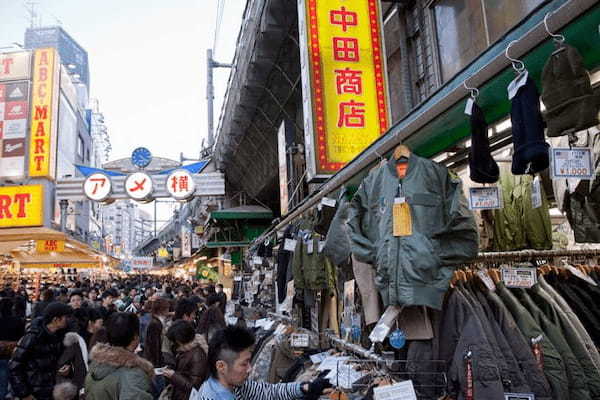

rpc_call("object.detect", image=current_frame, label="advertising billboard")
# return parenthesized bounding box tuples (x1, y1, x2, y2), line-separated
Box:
(298, 0, 390, 180)
(0, 51, 32, 82)
(0, 185, 44, 228)
(0, 80, 30, 179)
(28, 48, 59, 180)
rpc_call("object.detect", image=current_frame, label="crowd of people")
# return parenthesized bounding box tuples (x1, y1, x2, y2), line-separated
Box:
(0, 276, 329, 400)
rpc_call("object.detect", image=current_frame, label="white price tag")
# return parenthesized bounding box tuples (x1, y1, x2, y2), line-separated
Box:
(501, 266, 537, 288)
(284, 239, 297, 252)
(252, 256, 262, 265)
(234, 275, 242, 281)
(307, 240, 314, 254)
(374, 381, 417, 400)
(318, 240, 326, 253)
(321, 197, 337, 208)
(551, 147, 593, 179)
(531, 176, 542, 209)
(565, 264, 597, 286)
(309, 352, 330, 364)
(290, 333, 309, 348)
(505, 394, 535, 400)
(477, 270, 496, 291)
(464, 97, 474, 115)
(507, 70, 528, 100)
(394, 197, 406, 204)
(317, 356, 349, 371)
(468, 186, 503, 210)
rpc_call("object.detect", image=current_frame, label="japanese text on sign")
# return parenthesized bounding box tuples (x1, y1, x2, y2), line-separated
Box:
(551, 147, 593, 179)
(501, 266, 537, 288)
(299, 0, 390, 176)
(167, 169, 195, 200)
(468, 187, 503, 210)
(290, 333, 310, 348)
(125, 172, 153, 200)
(83, 173, 112, 202)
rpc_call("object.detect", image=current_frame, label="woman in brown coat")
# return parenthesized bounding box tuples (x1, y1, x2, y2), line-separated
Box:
(163, 320, 208, 400)
(142, 297, 170, 367)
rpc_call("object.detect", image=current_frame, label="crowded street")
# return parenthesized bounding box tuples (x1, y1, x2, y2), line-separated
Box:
(1, 0, 600, 399)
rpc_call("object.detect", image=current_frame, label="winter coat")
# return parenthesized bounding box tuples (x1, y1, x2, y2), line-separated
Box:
(348, 154, 478, 309)
(170, 334, 209, 400)
(323, 191, 352, 266)
(495, 283, 569, 400)
(276, 224, 297, 303)
(268, 333, 296, 383)
(538, 275, 600, 370)
(481, 289, 552, 400)
(56, 332, 88, 390)
(292, 219, 328, 291)
(84, 342, 153, 400)
(0, 315, 25, 359)
(439, 288, 504, 399)
(8, 317, 63, 400)
(492, 167, 552, 251)
(143, 315, 164, 367)
(460, 286, 531, 393)
(512, 288, 591, 400)
(528, 283, 600, 398)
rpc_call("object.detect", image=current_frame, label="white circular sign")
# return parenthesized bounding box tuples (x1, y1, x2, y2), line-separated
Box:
(125, 172, 153, 201)
(83, 173, 112, 202)
(166, 169, 196, 200)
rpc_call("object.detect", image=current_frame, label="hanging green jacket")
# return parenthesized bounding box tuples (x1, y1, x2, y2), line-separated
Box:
(528, 284, 600, 398)
(493, 168, 552, 251)
(512, 289, 591, 400)
(494, 282, 569, 400)
(291, 219, 328, 291)
(348, 154, 478, 309)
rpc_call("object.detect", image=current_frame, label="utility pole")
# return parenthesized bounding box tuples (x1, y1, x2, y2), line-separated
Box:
(206, 49, 232, 152)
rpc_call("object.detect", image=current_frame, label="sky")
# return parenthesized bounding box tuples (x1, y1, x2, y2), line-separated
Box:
(0, 0, 247, 228)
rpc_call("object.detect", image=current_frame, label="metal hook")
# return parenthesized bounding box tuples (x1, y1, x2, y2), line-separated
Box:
(463, 80, 479, 99)
(505, 40, 526, 73)
(544, 12, 566, 44)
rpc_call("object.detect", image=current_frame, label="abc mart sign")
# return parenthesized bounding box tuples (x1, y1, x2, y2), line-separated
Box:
(57, 171, 225, 202)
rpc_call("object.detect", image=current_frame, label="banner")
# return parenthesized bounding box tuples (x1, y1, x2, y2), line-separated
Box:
(0, 52, 32, 82)
(181, 226, 191, 258)
(0, 80, 29, 179)
(0, 185, 44, 228)
(298, 0, 390, 179)
(29, 48, 59, 179)
(36, 239, 65, 253)
(131, 256, 153, 269)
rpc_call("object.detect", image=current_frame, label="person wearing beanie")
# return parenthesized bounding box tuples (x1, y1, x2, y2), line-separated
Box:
(8, 302, 72, 400)
(469, 103, 500, 184)
(511, 77, 550, 175)
(541, 44, 600, 137)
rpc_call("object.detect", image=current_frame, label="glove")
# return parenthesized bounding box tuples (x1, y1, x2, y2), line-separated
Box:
(303, 377, 332, 400)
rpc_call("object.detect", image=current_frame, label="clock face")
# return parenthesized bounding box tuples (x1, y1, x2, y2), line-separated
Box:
(131, 147, 152, 168)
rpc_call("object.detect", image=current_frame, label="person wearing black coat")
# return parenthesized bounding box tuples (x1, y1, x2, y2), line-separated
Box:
(8, 302, 72, 400)
(32, 289, 55, 319)
(0, 297, 25, 400)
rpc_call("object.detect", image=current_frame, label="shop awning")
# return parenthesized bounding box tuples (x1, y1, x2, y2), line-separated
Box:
(205, 241, 250, 248)
(0, 241, 30, 254)
(210, 205, 273, 220)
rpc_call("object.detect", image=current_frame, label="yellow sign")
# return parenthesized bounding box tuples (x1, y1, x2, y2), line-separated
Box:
(29, 48, 58, 179)
(194, 226, 204, 234)
(157, 247, 169, 258)
(0, 185, 44, 228)
(22, 263, 99, 269)
(35, 239, 65, 253)
(300, 0, 390, 176)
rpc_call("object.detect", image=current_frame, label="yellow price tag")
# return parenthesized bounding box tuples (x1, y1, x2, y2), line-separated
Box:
(393, 201, 412, 237)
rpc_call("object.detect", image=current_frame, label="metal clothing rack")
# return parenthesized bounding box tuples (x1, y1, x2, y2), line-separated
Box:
(469, 248, 600, 263)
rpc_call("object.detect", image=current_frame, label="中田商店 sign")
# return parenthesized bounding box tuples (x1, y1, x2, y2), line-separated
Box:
(299, 0, 390, 179)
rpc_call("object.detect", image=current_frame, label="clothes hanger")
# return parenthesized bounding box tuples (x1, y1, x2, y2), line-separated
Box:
(393, 144, 411, 162)
(544, 12, 566, 55)
(505, 40, 526, 76)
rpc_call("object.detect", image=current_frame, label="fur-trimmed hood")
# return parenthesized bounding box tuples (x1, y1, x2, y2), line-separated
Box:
(63, 331, 83, 347)
(176, 334, 208, 354)
(88, 342, 154, 379)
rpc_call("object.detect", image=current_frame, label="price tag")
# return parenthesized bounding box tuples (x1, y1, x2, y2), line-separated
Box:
(291, 333, 309, 348)
(501, 266, 537, 288)
(531, 176, 542, 209)
(252, 256, 262, 265)
(464, 97, 474, 115)
(565, 264, 597, 286)
(234, 275, 242, 281)
(307, 240, 314, 254)
(321, 197, 337, 208)
(373, 381, 417, 400)
(393, 202, 412, 236)
(284, 239, 297, 252)
(318, 240, 326, 253)
(504, 394, 535, 400)
(550, 147, 593, 179)
(507, 70, 529, 100)
(477, 270, 496, 291)
(309, 352, 330, 364)
(468, 186, 502, 210)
